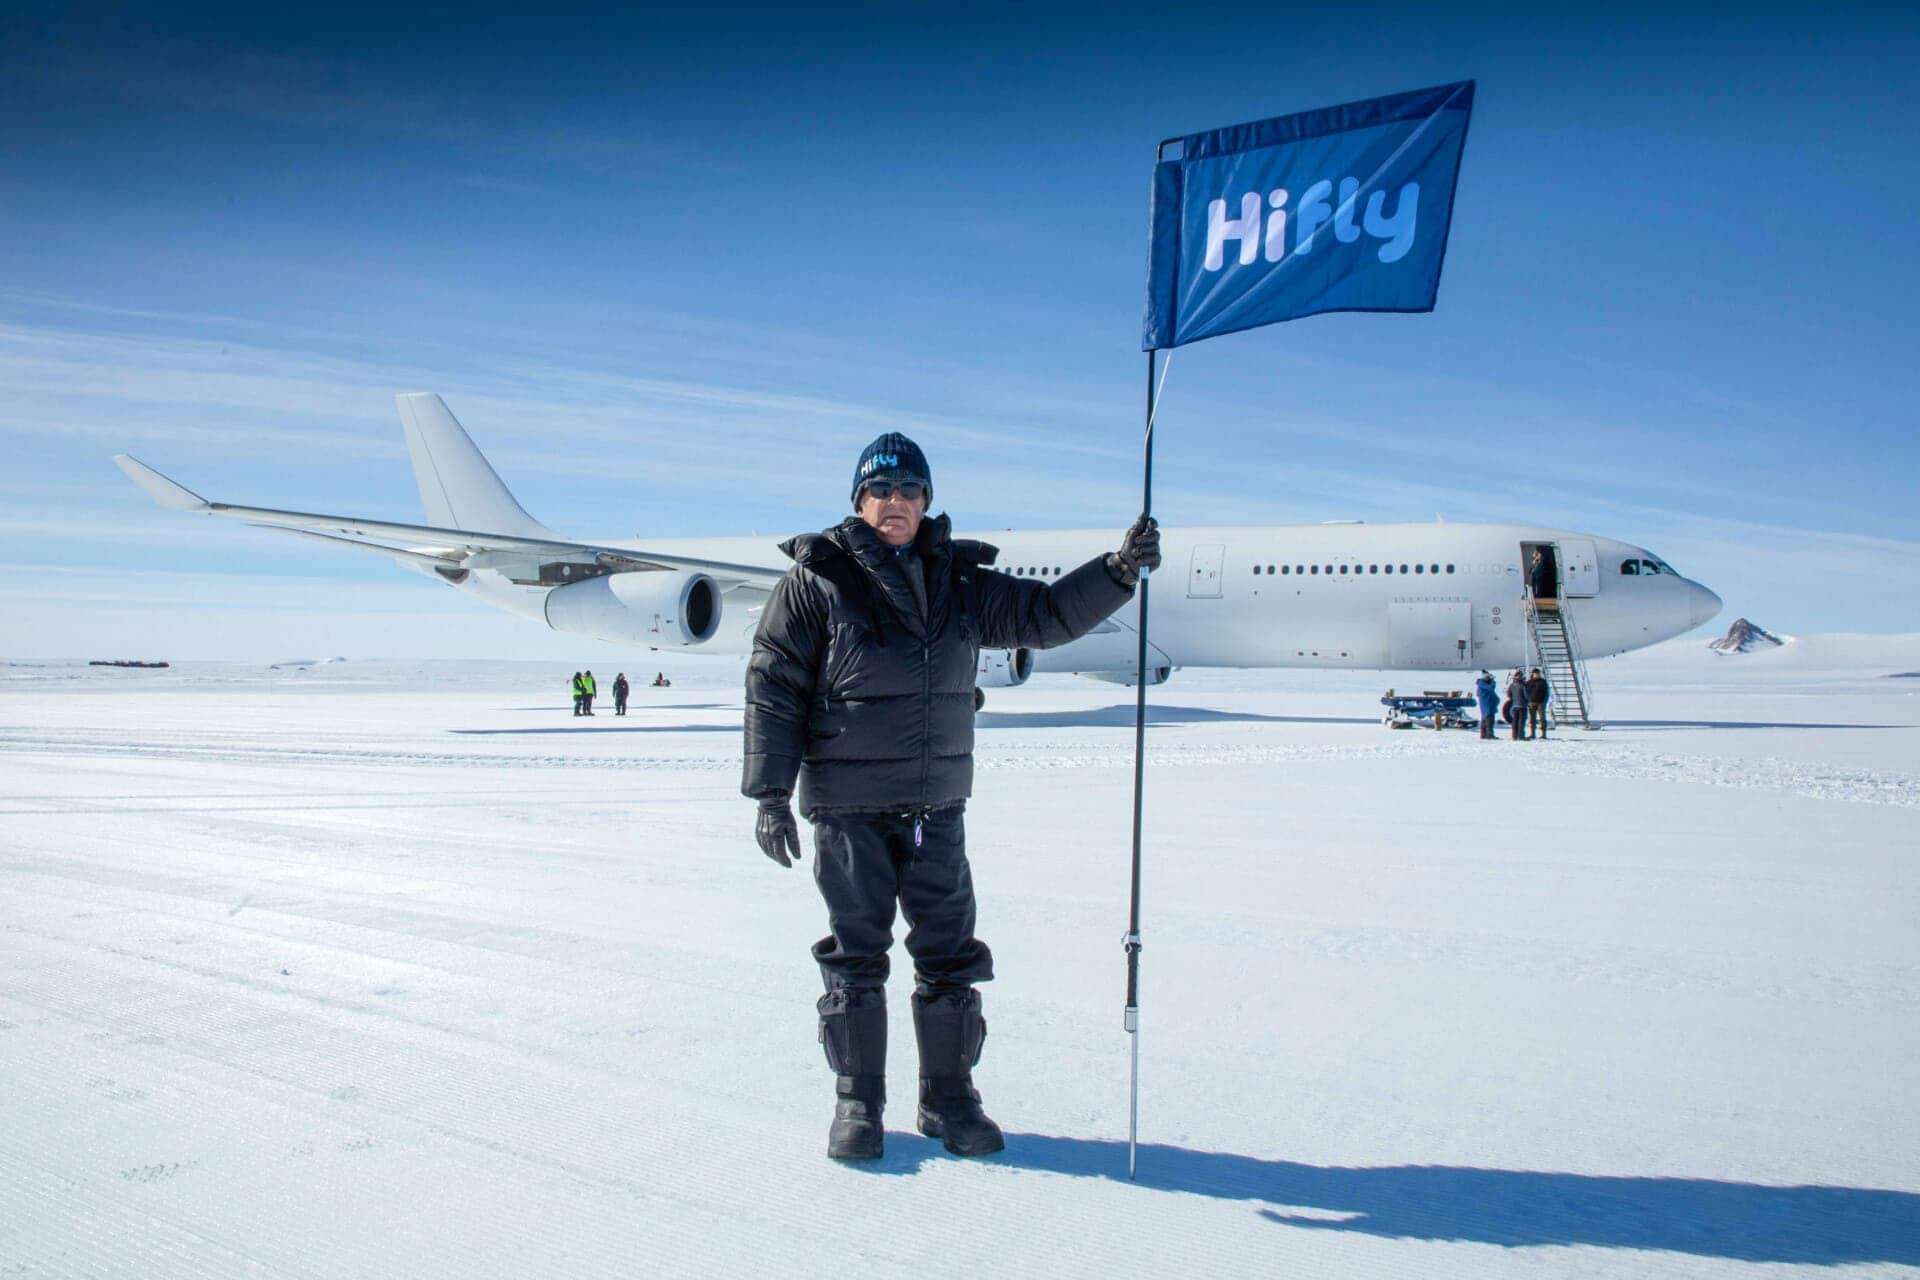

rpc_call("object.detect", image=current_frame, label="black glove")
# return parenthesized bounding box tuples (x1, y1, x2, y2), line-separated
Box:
(755, 797, 802, 868)
(1106, 514, 1162, 588)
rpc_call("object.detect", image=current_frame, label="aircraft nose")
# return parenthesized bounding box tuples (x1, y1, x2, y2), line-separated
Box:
(1687, 580, 1722, 629)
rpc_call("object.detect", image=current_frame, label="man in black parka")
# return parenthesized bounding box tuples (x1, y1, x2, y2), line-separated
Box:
(743, 432, 1160, 1161)
(1506, 667, 1531, 741)
(1525, 667, 1551, 739)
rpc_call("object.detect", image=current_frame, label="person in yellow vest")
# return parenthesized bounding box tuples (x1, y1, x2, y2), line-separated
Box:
(570, 671, 586, 716)
(581, 669, 597, 715)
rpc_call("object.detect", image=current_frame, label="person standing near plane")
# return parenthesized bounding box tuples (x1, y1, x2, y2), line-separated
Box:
(1474, 670, 1497, 740)
(582, 669, 597, 715)
(612, 672, 630, 716)
(1529, 548, 1558, 611)
(570, 671, 585, 716)
(1507, 668, 1530, 740)
(743, 432, 1159, 1162)
(1526, 667, 1551, 740)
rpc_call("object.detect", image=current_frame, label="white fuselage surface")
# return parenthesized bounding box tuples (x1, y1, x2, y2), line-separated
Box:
(461, 521, 1721, 676)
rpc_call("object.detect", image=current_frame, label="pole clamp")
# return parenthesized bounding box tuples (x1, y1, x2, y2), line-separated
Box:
(1122, 931, 1142, 954)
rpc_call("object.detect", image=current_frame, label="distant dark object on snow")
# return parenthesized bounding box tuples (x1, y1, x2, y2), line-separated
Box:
(88, 659, 170, 668)
(1708, 618, 1787, 654)
(1887, 672, 1920, 679)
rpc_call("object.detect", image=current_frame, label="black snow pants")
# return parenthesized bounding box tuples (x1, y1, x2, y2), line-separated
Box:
(809, 805, 993, 997)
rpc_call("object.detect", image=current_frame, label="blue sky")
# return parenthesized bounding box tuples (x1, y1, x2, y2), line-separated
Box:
(3, 5, 1916, 659)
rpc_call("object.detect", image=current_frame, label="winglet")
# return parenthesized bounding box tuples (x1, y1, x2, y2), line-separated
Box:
(114, 454, 211, 512)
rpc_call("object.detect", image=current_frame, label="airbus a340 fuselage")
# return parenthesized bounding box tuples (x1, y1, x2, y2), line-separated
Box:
(116, 394, 1722, 685)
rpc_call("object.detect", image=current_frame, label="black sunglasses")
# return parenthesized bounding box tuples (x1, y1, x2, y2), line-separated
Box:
(862, 480, 925, 502)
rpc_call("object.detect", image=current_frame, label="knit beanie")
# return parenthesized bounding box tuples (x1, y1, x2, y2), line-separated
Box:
(851, 432, 932, 508)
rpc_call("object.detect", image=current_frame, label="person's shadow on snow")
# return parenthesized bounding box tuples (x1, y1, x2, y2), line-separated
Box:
(852, 1134, 1919, 1267)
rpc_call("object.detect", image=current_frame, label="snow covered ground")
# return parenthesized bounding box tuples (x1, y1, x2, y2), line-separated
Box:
(3, 637, 1918, 1277)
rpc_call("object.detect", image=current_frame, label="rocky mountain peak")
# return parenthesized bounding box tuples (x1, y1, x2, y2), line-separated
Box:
(1708, 618, 1786, 654)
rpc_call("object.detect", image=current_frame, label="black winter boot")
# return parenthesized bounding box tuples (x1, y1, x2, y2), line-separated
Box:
(818, 988, 887, 1160)
(912, 988, 1004, 1156)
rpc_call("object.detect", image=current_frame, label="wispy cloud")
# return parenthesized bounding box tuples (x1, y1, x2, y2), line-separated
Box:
(0, 310, 1135, 494)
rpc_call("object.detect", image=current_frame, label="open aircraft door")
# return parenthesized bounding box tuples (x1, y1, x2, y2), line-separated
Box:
(1559, 538, 1599, 597)
(1187, 543, 1225, 598)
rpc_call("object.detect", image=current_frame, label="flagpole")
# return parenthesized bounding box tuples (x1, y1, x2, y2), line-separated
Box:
(1125, 342, 1154, 1180)
(1125, 135, 1183, 1181)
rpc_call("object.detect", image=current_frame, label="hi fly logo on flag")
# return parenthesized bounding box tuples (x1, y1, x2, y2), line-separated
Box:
(1204, 176, 1420, 270)
(1143, 81, 1474, 349)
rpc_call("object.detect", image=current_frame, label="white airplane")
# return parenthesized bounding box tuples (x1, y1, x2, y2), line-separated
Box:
(115, 393, 1721, 688)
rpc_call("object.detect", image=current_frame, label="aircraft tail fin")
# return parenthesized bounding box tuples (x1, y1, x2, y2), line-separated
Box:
(395, 393, 556, 538)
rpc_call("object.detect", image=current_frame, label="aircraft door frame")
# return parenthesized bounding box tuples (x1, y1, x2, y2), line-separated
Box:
(1188, 543, 1226, 598)
(1559, 538, 1599, 597)
(1521, 538, 1600, 600)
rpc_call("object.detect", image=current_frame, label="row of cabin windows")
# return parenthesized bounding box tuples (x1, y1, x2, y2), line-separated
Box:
(1022, 555, 1677, 581)
(1012, 561, 1468, 578)
(1252, 562, 1453, 577)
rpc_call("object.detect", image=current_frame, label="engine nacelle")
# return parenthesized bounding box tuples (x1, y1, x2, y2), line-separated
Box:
(976, 648, 1033, 688)
(543, 570, 721, 648)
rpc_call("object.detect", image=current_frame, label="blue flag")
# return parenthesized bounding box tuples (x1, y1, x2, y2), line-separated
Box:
(1143, 81, 1474, 350)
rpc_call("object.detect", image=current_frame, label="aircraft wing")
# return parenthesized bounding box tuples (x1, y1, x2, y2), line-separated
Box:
(113, 454, 786, 590)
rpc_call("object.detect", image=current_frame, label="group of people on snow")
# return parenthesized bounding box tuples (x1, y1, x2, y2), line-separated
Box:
(569, 670, 671, 716)
(569, 670, 602, 715)
(1458, 550, 1559, 739)
(1474, 667, 1553, 740)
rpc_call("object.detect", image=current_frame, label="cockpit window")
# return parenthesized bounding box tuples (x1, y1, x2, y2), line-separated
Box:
(1620, 560, 1640, 575)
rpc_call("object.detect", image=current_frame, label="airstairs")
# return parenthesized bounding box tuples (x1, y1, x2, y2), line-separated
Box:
(1525, 596, 1596, 728)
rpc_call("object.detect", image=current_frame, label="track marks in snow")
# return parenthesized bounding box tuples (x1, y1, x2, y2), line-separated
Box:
(0, 728, 739, 775)
(1175, 906, 1920, 1012)
(0, 941, 1000, 1279)
(1507, 741, 1920, 810)
(987, 733, 1920, 809)
(9, 722, 1911, 810)
(119, 1161, 198, 1184)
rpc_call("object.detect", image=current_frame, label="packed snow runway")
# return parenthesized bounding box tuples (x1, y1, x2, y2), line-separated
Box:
(4, 643, 1918, 1277)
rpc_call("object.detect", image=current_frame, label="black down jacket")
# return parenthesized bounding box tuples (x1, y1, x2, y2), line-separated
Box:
(742, 513, 1134, 816)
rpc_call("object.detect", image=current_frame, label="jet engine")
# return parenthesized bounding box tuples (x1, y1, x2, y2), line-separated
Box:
(543, 570, 721, 648)
(976, 648, 1033, 688)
